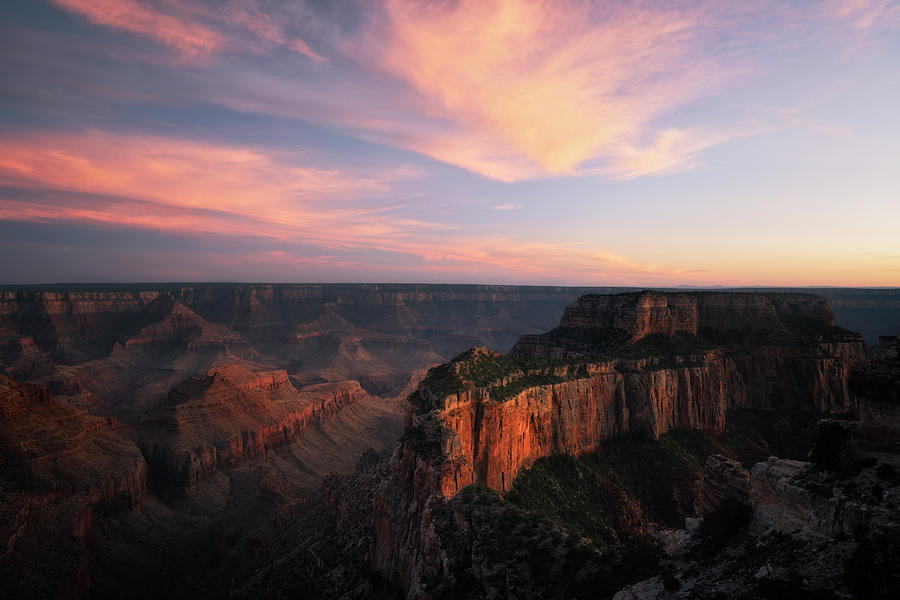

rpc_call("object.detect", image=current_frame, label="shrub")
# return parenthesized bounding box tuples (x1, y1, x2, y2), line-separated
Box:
(843, 533, 900, 599)
(877, 463, 897, 480)
(662, 575, 681, 592)
(809, 420, 848, 471)
(697, 497, 753, 556)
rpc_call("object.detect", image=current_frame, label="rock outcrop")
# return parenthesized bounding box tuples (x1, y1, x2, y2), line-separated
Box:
(851, 335, 900, 429)
(372, 291, 870, 599)
(0, 283, 605, 364)
(137, 364, 367, 488)
(667, 425, 900, 600)
(0, 375, 146, 598)
(619, 339, 900, 600)
(0, 375, 146, 505)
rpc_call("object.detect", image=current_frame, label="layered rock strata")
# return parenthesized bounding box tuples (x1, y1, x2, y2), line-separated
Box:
(696, 450, 900, 541)
(0, 375, 147, 505)
(137, 364, 368, 488)
(372, 291, 869, 599)
(0, 284, 612, 420)
(851, 335, 900, 429)
(0, 375, 147, 598)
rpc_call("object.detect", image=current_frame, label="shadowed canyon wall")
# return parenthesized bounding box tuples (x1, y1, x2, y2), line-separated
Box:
(372, 291, 871, 599)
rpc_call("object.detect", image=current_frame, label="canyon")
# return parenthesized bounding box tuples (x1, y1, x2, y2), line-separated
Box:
(0, 283, 604, 598)
(1, 284, 899, 598)
(370, 291, 879, 598)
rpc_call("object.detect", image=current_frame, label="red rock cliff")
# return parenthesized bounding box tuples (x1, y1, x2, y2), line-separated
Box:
(371, 291, 869, 599)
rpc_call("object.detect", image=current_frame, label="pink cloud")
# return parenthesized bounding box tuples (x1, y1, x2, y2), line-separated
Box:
(50, 0, 324, 62)
(353, 0, 730, 181)
(204, 1, 896, 184)
(9, 129, 891, 286)
(51, 0, 225, 60)
(167, 0, 327, 61)
(0, 130, 705, 285)
(46, 0, 900, 185)
(825, 0, 900, 29)
(597, 129, 729, 181)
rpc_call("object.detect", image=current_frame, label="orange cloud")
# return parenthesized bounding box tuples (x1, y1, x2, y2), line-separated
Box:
(360, 0, 728, 181)
(0, 130, 392, 213)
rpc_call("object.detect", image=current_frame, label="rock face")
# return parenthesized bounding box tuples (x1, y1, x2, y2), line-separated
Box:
(851, 335, 900, 430)
(693, 454, 751, 515)
(629, 346, 900, 600)
(0, 283, 605, 358)
(697, 448, 900, 540)
(0, 375, 146, 599)
(556, 292, 701, 341)
(372, 291, 870, 599)
(429, 293, 864, 494)
(137, 364, 366, 489)
(695, 454, 847, 538)
(0, 375, 146, 505)
(425, 351, 734, 497)
(1, 284, 895, 598)
(514, 290, 847, 357)
(0, 285, 888, 422)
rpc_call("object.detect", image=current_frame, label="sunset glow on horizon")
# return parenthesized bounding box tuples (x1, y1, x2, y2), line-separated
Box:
(1, 0, 898, 286)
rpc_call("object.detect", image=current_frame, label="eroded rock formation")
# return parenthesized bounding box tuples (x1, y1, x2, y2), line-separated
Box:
(0, 375, 146, 598)
(137, 364, 368, 488)
(373, 291, 870, 599)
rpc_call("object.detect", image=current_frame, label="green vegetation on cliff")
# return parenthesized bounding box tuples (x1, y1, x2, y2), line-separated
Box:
(398, 411, 448, 461)
(498, 407, 824, 525)
(419, 414, 806, 600)
(428, 485, 662, 600)
(405, 408, 832, 598)
(422, 348, 520, 397)
(489, 371, 573, 401)
(417, 348, 589, 405)
(504, 429, 718, 548)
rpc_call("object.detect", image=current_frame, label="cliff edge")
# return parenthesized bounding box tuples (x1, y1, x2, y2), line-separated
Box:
(372, 291, 869, 599)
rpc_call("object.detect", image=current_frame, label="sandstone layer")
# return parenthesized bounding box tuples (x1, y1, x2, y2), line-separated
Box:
(372, 291, 870, 599)
(137, 364, 369, 489)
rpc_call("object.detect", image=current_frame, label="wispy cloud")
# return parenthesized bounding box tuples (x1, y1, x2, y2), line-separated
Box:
(5, 0, 899, 285)
(0, 129, 701, 284)
(825, 0, 900, 29)
(600, 129, 729, 180)
(40, 0, 900, 183)
(49, 0, 324, 62)
(51, 0, 225, 60)
(353, 0, 730, 181)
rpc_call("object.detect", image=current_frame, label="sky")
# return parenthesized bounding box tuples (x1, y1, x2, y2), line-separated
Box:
(0, 0, 898, 286)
